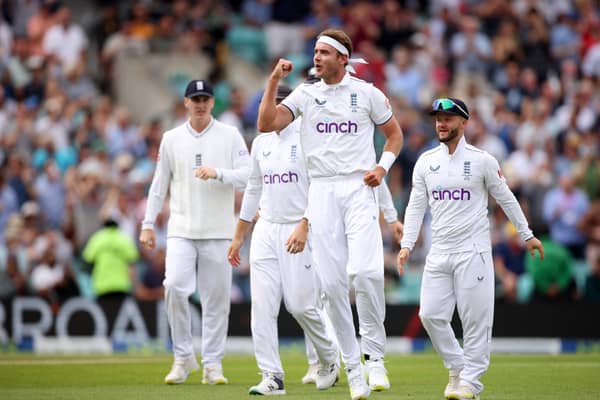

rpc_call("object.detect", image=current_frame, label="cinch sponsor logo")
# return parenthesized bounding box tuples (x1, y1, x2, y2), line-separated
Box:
(263, 171, 299, 184)
(316, 120, 358, 134)
(432, 188, 471, 200)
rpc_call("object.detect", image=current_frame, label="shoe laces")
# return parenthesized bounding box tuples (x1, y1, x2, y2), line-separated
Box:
(347, 368, 365, 387)
(368, 359, 387, 374)
(317, 363, 336, 377)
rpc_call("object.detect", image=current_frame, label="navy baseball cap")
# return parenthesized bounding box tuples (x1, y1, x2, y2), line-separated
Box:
(429, 97, 469, 119)
(185, 80, 214, 98)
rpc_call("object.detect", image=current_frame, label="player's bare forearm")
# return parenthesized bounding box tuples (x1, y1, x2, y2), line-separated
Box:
(380, 116, 404, 156)
(228, 219, 252, 267)
(258, 59, 293, 132)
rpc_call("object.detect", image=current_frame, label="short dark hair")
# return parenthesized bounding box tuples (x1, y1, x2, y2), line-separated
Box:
(317, 28, 353, 57)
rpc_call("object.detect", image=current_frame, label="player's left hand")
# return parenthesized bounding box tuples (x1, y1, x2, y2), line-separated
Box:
(526, 236, 545, 260)
(363, 166, 386, 187)
(388, 220, 404, 244)
(227, 237, 244, 267)
(195, 166, 217, 180)
(286, 218, 308, 254)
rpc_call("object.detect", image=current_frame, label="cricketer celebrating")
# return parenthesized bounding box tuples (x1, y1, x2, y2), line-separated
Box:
(257, 28, 404, 400)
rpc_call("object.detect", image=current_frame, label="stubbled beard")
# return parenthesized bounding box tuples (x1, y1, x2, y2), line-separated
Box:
(438, 128, 459, 143)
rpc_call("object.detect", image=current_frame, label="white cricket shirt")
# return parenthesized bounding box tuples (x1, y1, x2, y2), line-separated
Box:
(239, 120, 309, 224)
(401, 136, 532, 254)
(142, 118, 250, 239)
(281, 73, 393, 178)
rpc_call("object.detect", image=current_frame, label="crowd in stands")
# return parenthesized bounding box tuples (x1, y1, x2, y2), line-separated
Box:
(1, 0, 599, 311)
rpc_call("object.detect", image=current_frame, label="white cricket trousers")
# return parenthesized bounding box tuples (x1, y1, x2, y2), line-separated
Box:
(305, 307, 338, 365)
(308, 174, 386, 369)
(163, 238, 232, 368)
(419, 249, 495, 394)
(250, 218, 338, 376)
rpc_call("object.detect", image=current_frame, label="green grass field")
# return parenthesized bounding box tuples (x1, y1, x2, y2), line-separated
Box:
(1, 352, 599, 400)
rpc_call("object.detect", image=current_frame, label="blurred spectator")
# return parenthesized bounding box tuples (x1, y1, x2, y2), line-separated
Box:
(33, 159, 65, 229)
(42, 6, 88, 73)
(6, 152, 34, 207)
(449, 15, 492, 93)
(26, 0, 56, 57)
(30, 241, 79, 313)
(65, 157, 107, 252)
(549, 11, 580, 67)
(60, 59, 99, 101)
(572, 134, 600, 201)
(385, 45, 425, 107)
(134, 245, 165, 301)
(352, 40, 387, 91)
(106, 107, 146, 159)
(264, 0, 309, 59)
(0, 215, 29, 300)
(149, 14, 177, 53)
(584, 256, 600, 303)
(0, 169, 19, 244)
(493, 223, 527, 303)
(302, 0, 341, 59)
(519, 7, 551, 81)
(82, 218, 139, 300)
(0, 15, 12, 66)
(218, 86, 247, 138)
(543, 171, 590, 259)
(553, 79, 597, 135)
(578, 199, 600, 273)
(343, 0, 380, 54)
(526, 237, 577, 303)
(377, 0, 416, 58)
(128, 3, 154, 42)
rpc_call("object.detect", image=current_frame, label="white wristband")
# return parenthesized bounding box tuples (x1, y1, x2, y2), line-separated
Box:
(377, 151, 396, 173)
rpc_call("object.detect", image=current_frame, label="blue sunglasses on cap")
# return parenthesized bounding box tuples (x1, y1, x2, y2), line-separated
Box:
(431, 98, 469, 118)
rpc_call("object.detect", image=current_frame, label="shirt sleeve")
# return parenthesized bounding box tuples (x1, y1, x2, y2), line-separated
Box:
(377, 180, 398, 224)
(280, 84, 305, 119)
(369, 85, 393, 125)
(142, 137, 172, 230)
(217, 128, 251, 189)
(484, 153, 533, 241)
(238, 137, 263, 222)
(400, 157, 428, 250)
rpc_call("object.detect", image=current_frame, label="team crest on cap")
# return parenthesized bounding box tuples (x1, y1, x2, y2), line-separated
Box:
(196, 81, 204, 90)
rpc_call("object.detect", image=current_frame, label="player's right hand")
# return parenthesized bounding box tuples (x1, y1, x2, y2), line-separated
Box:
(271, 58, 294, 79)
(139, 229, 156, 250)
(227, 238, 243, 267)
(396, 248, 410, 276)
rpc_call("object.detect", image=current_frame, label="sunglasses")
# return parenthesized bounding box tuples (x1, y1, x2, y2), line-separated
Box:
(432, 98, 469, 118)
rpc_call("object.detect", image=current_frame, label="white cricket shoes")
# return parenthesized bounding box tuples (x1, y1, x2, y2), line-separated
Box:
(202, 365, 229, 385)
(164, 357, 199, 384)
(249, 373, 286, 395)
(447, 383, 480, 400)
(444, 369, 462, 398)
(315, 362, 339, 389)
(366, 358, 390, 391)
(301, 363, 319, 384)
(347, 365, 370, 400)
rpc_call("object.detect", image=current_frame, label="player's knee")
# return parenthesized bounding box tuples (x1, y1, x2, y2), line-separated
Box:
(419, 314, 447, 332)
